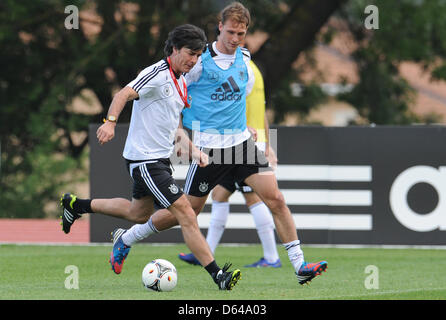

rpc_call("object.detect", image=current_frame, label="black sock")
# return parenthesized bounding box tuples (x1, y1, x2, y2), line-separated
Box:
(73, 198, 93, 214)
(204, 260, 221, 282)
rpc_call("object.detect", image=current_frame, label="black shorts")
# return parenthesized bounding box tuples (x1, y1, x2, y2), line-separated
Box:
(125, 158, 183, 208)
(183, 138, 272, 197)
(218, 173, 253, 194)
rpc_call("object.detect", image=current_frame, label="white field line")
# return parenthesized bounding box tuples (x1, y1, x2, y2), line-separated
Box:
(2, 242, 446, 250)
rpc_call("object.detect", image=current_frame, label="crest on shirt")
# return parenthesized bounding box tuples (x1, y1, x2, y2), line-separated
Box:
(207, 70, 220, 83)
(161, 83, 173, 97)
(198, 182, 209, 193)
(168, 184, 179, 194)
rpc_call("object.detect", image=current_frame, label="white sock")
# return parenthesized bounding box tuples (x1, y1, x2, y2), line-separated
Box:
(121, 217, 159, 246)
(250, 202, 279, 263)
(206, 201, 230, 253)
(283, 240, 304, 272)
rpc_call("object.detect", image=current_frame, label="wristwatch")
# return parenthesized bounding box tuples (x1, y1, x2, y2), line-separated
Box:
(103, 115, 117, 123)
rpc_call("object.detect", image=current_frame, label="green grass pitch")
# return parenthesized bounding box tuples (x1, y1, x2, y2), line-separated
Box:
(1, 243, 445, 300)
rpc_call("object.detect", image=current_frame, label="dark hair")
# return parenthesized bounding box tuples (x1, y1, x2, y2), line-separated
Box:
(164, 24, 207, 56)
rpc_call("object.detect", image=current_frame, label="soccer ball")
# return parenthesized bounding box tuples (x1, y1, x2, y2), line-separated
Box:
(142, 259, 177, 292)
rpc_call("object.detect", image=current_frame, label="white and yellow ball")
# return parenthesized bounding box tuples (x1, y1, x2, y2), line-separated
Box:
(142, 259, 177, 292)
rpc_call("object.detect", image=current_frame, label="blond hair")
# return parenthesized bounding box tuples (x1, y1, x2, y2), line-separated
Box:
(219, 2, 251, 28)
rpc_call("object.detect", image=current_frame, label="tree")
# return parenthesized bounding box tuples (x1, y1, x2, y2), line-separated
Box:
(335, 0, 446, 124)
(0, 0, 87, 217)
(251, 0, 347, 122)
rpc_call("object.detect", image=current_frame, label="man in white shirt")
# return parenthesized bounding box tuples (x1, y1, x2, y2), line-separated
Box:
(60, 24, 241, 291)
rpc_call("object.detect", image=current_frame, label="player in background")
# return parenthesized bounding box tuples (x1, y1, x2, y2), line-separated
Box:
(109, 2, 328, 285)
(178, 59, 282, 268)
(59, 24, 241, 291)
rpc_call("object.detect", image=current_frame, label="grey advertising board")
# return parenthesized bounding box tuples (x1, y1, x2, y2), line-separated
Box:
(89, 124, 446, 245)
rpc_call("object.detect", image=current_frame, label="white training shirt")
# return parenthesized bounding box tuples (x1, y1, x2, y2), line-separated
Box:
(123, 59, 186, 160)
(185, 42, 255, 149)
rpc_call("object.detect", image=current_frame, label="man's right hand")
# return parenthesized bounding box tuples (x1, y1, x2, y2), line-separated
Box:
(191, 148, 209, 167)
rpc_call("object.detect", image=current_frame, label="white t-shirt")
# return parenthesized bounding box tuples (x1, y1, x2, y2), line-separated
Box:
(185, 42, 255, 149)
(123, 59, 186, 160)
